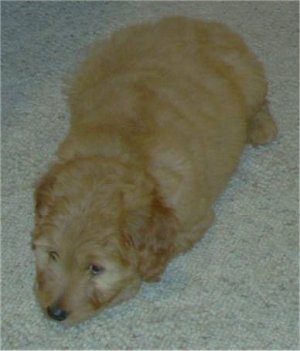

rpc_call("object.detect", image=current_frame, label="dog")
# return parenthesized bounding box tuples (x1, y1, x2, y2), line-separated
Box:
(32, 17, 277, 324)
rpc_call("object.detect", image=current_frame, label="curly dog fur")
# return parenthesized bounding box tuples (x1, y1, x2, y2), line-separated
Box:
(32, 17, 277, 324)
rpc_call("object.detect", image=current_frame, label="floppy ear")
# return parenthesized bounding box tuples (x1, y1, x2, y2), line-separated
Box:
(122, 193, 178, 282)
(34, 167, 57, 220)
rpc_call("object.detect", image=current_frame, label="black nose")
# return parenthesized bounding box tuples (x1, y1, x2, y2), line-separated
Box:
(47, 306, 69, 321)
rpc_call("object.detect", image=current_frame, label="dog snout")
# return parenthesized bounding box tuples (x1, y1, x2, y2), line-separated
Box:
(47, 305, 70, 321)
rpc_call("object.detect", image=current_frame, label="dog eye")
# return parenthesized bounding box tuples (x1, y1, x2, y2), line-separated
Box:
(89, 264, 105, 275)
(48, 251, 59, 261)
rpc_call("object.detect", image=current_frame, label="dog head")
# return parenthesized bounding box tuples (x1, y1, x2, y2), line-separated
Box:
(33, 157, 177, 324)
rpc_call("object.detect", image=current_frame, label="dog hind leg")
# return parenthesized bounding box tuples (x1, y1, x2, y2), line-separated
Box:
(247, 101, 278, 146)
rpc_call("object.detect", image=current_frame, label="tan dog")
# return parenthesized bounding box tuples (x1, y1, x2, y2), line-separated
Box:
(32, 17, 277, 324)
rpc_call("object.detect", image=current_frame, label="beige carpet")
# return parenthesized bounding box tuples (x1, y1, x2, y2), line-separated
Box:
(2, 1, 299, 349)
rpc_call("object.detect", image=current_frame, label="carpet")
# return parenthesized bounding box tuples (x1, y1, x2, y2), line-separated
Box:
(1, 1, 299, 349)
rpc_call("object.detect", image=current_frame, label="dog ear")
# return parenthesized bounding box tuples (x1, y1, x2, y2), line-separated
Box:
(34, 167, 57, 220)
(122, 193, 178, 282)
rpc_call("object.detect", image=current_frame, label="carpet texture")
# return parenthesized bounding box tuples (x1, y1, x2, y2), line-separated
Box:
(1, 2, 299, 349)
